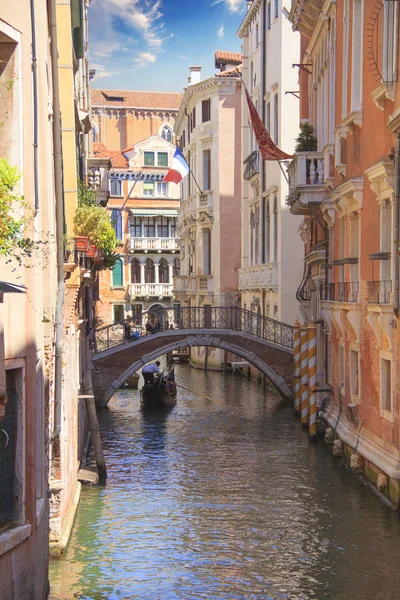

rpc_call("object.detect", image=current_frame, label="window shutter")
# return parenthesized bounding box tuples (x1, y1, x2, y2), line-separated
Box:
(112, 259, 123, 287)
(202, 99, 210, 123)
(144, 152, 155, 166)
(157, 152, 168, 167)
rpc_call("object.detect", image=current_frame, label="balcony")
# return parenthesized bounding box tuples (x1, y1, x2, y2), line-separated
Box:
(286, 151, 327, 215)
(87, 157, 110, 207)
(173, 275, 197, 294)
(367, 280, 392, 304)
(321, 282, 359, 303)
(239, 264, 278, 290)
(128, 237, 179, 253)
(198, 190, 213, 212)
(243, 151, 259, 181)
(198, 275, 214, 294)
(127, 283, 173, 300)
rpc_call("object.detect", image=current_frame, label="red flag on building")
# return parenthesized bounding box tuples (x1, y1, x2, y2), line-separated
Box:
(245, 89, 292, 161)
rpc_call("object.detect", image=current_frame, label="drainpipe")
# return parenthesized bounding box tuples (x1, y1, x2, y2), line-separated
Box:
(260, 0, 267, 264)
(394, 133, 400, 317)
(30, 0, 39, 214)
(50, 0, 65, 440)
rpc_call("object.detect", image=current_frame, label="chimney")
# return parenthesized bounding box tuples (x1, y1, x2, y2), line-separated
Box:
(189, 66, 202, 85)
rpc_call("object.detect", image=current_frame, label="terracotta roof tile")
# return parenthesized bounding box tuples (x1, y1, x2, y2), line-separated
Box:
(92, 142, 128, 168)
(91, 89, 183, 110)
(215, 65, 242, 78)
(215, 51, 243, 67)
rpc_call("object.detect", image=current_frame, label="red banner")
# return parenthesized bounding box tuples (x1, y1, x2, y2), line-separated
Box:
(245, 89, 292, 161)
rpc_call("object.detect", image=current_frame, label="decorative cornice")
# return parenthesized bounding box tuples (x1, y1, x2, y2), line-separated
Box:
(237, 0, 263, 38)
(365, 160, 395, 201)
(387, 107, 400, 134)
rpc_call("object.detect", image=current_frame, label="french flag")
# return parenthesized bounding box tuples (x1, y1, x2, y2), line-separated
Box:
(164, 147, 190, 184)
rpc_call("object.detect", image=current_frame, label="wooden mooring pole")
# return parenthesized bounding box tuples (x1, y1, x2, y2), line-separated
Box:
(81, 372, 107, 480)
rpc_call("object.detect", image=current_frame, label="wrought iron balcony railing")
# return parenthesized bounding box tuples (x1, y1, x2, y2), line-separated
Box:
(321, 281, 359, 302)
(243, 150, 259, 181)
(367, 280, 392, 304)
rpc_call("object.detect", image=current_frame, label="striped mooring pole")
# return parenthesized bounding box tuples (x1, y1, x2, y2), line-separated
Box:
(300, 323, 309, 429)
(308, 321, 317, 441)
(293, 321, 301, 416)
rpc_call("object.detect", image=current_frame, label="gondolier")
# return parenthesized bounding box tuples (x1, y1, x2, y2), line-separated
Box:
(142, 361, 161, 385)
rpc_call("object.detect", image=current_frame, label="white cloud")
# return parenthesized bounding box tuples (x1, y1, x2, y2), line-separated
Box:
(90, 62, 122, 80)
(89, 0, 173, 54)
(133, 52, 157, 67)
(94, 71, 113, 79)
(211, 0, 244, 12)
(217, 25, 225, 38)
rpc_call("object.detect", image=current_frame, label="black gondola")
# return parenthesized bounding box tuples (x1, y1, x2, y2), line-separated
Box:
(140, 369, 177, 410)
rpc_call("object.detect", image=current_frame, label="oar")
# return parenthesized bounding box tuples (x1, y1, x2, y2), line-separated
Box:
(174, 382, 220, 403)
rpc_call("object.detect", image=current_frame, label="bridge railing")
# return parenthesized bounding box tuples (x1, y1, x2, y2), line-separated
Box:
(93, 306, 293, 353)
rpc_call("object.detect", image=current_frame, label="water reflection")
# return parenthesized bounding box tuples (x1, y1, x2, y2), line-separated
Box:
(50, 364, 400, 600)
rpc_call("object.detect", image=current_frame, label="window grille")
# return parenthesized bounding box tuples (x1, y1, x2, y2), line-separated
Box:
(0, 369, 21, 528)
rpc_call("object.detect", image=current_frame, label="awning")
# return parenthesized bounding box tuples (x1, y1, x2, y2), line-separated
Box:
(130, 209, 178, 217)
(0, 281, 27, 294)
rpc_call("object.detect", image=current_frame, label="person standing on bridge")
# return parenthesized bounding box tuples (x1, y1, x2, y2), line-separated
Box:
(142, 361, 161, 385)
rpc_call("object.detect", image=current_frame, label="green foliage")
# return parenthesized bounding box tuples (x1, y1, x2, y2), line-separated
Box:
(101, 251, 119, 270)
(74, 180, 117, 270)
(74, 205, 117, 255)
(0, 158, 35, 257)
(295, 122, 318, 153)
(78, 180, 97, 207)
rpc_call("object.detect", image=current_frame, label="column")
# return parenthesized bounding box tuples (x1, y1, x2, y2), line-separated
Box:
(140, 261, 145, 285)
(293, 321, 301, 416)
(154, 260, 159, 284)
(168, 262, 173, 284)
(300, 323, 309, 430)
(308, 322, 317, 441)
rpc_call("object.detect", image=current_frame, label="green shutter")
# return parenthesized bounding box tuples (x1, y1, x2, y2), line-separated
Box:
(112, 259, 123, 287)
(144, 152, 154, 166)
(143, 182, 154, 191)
(157, 152, 168, 167)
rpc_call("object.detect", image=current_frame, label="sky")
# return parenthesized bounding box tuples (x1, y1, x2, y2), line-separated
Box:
(88, 0, 246, 93)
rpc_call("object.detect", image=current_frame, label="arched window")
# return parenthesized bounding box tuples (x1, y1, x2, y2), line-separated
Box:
(131, 258, 141, 283)
(273, 196, 278, 262)
(266, 200, 270, 263)
(160, 124, 173, 143)
(159, 258, 169, 283)
(92, 122, 98, 143)
(111, 209, 122, 240)
(112, 258, 123, 287)
(144, 258, 155, 283)
(173, 257, 180, 277)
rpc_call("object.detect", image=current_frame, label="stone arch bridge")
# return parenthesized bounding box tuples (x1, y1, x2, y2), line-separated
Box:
(92, 306, 294, 408)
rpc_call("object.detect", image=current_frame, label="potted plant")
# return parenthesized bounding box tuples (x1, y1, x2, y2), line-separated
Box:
(294, 122, 318, 184)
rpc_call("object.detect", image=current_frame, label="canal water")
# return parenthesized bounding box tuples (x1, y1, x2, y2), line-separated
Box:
(50, 363, 400, 600)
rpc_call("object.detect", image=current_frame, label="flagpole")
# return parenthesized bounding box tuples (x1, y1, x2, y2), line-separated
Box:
(177, 144, 203, 194)
(188, 167, 203, 195)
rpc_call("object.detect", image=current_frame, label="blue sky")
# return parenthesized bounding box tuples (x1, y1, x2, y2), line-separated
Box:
(88, 0, 246, 93)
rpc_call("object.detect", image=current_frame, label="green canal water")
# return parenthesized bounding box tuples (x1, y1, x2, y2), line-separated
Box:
(49, 363, 400, 600)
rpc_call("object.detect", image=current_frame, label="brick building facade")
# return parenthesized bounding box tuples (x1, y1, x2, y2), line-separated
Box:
(289, 0, 400, 505)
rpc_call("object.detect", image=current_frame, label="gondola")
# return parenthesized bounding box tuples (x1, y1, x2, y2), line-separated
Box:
(140, 369, 177, 410)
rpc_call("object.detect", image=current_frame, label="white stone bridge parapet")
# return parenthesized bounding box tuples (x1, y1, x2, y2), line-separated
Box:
(92, 307, 294, 408)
